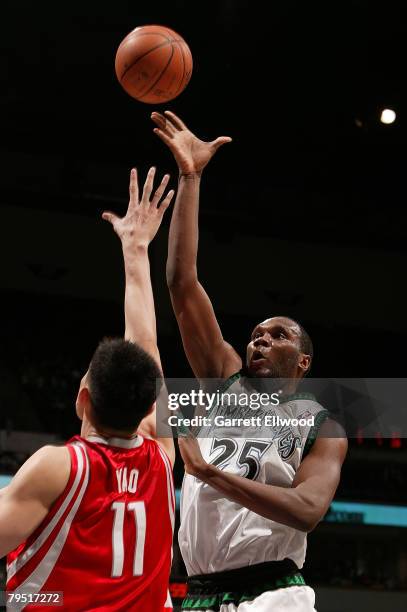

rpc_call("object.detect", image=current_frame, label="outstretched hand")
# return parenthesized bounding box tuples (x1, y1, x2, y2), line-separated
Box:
(102, 167, 174, 248)
(151, 110, 232, 175)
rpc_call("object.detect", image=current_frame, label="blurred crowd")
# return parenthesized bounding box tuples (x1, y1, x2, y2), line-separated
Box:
(0, 338, 86, 438)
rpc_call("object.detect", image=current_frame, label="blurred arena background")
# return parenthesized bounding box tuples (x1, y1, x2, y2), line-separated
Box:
(1, 1, 407, 610)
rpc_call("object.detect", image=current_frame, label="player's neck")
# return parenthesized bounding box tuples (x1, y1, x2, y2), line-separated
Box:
(81, 419, 138, 441)
(248, 376, 299, 396)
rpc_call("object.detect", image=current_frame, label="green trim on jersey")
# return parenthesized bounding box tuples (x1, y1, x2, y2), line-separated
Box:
(301, 409, 330, 460)
(281, 392, 316, 403)
(190, 372, 241, 436)
(205, 371, 241, 418)
(181, 572, 306, 610)
(206, 372, 317, 415)
(219, 371, 241, 393)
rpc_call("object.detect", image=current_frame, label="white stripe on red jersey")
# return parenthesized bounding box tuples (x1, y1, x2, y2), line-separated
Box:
(7, 435, 174, 611)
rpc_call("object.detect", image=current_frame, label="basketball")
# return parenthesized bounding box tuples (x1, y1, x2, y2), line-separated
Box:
(115, 25, 193, 104)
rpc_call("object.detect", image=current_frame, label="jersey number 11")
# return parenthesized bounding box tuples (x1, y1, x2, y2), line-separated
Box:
(111, 501, 146, 577)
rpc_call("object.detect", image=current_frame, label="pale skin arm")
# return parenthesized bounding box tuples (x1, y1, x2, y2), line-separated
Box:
(152, 111, 241, 379)
(178, 419, 348, 532)
(102, 167, 175, 465)
(0, 445, 70, 558)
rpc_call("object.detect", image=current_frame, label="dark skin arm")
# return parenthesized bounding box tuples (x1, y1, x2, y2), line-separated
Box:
(178, 419, 348, 532)
(152, 111, 241, 379)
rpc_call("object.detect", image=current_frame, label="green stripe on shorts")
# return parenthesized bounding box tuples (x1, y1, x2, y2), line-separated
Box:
(182, 572, 306, 610)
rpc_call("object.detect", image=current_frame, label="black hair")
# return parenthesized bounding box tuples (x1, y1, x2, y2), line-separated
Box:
(296, 321, 313, 360)
(88, 338, 162, 432)
(290, 318, 313, 374)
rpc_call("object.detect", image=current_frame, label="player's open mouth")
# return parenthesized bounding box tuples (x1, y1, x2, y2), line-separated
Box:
(251, 350, 266, 363)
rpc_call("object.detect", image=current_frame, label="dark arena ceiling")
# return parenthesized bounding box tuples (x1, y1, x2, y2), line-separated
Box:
(1, 1, 407, 381)
(1, 0, 406, 247)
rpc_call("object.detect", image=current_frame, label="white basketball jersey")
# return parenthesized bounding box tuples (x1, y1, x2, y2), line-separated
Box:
(178, 373, 328, 576)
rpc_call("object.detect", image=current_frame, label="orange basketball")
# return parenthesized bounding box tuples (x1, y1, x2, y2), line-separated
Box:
(115, 25, 193, 104)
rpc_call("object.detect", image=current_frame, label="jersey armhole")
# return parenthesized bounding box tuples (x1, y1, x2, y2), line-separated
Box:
(192, 371, 241, 437)
(44, 445, 76, 520)
(155, 440, 173, 467)
(9, 445, 75, 557)
(301, 409, 330, 461)
(222, 371, 241, 391)
(203, 371, 241, 417)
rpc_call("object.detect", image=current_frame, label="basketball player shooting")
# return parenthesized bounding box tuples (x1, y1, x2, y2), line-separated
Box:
(0, 168, 175, 611)
(152, 110, 348, 612)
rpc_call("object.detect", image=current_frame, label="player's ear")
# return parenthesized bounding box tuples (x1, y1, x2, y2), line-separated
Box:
(76, 370, 90, 420)
(147, 402, 156, 417)
(76, 386, 92, 421)
(298, 353, 311, 375)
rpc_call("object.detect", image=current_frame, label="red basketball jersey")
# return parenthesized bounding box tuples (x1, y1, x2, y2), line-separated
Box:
(7, 435, 174, 611)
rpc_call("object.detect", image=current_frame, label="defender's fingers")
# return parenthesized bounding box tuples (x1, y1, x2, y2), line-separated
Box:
(164, 110, 187, 130)
(151, 173, 170, 207)
(158, 189, 175, 214)
(141, 166, 156, 205)
(128, 168, 139, 208)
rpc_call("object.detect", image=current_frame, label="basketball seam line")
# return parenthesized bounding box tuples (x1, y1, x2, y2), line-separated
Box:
(172, 41, 186, 97)
(124, 31, 170, 40)
(139, 44, 175, 101)
(119, 40, 173, 82)
(129, 33, 186, 44)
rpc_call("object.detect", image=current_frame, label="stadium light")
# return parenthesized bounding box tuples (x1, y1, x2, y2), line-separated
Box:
(380, 108, 396, 124)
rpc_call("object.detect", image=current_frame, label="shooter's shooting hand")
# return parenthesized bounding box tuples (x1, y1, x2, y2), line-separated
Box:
(151, 110, 232, 175)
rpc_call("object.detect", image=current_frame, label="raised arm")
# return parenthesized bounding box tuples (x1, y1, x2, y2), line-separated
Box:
(102, 167, 175, 464)
(152, 111, 241, 379)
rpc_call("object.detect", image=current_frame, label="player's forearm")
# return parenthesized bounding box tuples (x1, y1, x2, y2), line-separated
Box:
(123, 244, 157, 348)
(199, 464, 321, 532)
(166, 173, 201, 288)
(124, 245, 163, 442)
